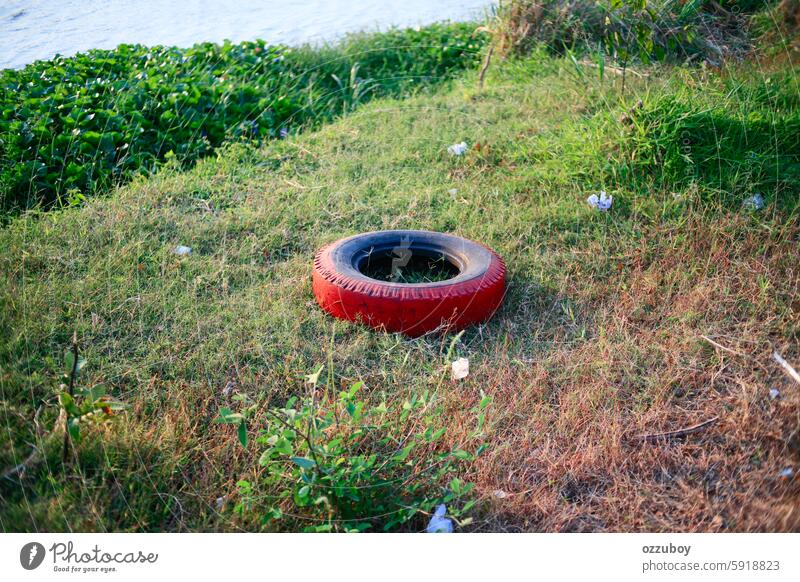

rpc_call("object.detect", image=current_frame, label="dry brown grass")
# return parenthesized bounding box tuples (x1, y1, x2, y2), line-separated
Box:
(779, 0, 800, 30)
(484, 0, 602, 57)
(444, 215, 800, 531)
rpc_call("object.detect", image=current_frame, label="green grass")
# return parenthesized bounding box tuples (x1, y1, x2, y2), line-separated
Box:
(360, 251, 459, 283)
(623, 69, 800, 202)
(1, 48, 798, 532)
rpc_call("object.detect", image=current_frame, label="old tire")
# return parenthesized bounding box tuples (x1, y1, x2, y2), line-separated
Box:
(312, 230, 505, 336)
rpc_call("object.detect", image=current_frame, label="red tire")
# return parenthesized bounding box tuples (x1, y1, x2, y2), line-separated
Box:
(312, 230, 505, 336)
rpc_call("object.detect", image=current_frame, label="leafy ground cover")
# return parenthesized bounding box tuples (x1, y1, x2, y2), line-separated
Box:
(0, 23, 486, 215)
(1, 13, 799, 532)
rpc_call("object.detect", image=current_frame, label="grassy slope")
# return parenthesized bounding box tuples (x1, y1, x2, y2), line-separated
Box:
(1, 52, 798, 532)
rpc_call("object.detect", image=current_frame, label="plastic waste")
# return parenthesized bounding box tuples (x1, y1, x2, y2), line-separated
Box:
(742, 193, 765, 211)
(426, 504, 453, 533)
(587, 191, 613, 211)
(447, 142, 468, 156)
(451, 357, 469, 380)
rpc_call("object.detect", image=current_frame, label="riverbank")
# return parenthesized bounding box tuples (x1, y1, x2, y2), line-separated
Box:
(0, 22, 488, 215)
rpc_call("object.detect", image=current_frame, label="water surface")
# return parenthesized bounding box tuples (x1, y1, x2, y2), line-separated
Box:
(1, 0, 493, 70)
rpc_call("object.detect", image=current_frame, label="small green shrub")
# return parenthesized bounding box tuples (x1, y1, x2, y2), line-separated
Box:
(0, 23, 487, 215)
(59, 346, 126, 460)
(598, 0, 702, 65)
(217, 366, 491, 532)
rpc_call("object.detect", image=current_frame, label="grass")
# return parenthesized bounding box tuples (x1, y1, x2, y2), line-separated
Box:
(1, 46, 799, 532)
(360, 250, 460, 283)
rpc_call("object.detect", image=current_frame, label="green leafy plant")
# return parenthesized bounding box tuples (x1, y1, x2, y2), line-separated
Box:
(0, 23, 487, 216)
(597, 0, 702, 91)
(59, 339, 126, 463)
(219, 365, 491, 532)
(214, 393, 258, 448)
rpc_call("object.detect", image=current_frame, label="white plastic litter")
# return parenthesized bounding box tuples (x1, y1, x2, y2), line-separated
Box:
(173, 245, 192, 256)
(222, 381, 236, 397)
(426, 504, 453, 533)
(587, 191, 613, 211)
(447, 142, 468, 156)
(448, 188, 458, 198)
(778, 467, 793, 479)
(493, 489, 509, 499)
(742, 193, 765, 211)
(451, 357, 469, 380)
(769, 387, 780, 400)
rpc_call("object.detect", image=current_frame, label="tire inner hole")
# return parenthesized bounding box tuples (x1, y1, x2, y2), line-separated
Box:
(357, 246, 461, 283)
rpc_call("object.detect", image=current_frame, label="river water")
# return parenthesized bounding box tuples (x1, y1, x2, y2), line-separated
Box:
(0, 0, 493, 70)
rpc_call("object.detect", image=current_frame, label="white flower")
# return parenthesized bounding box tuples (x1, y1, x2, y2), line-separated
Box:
(426, 504, 453, 533)
(172, 245, 192, 256)
(447, 141, 468, 156)
(587, 190, 613, 211)
(742, 193, 765, 211)
(769, 387, 780, 400)
(451, 357, 469, 380)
